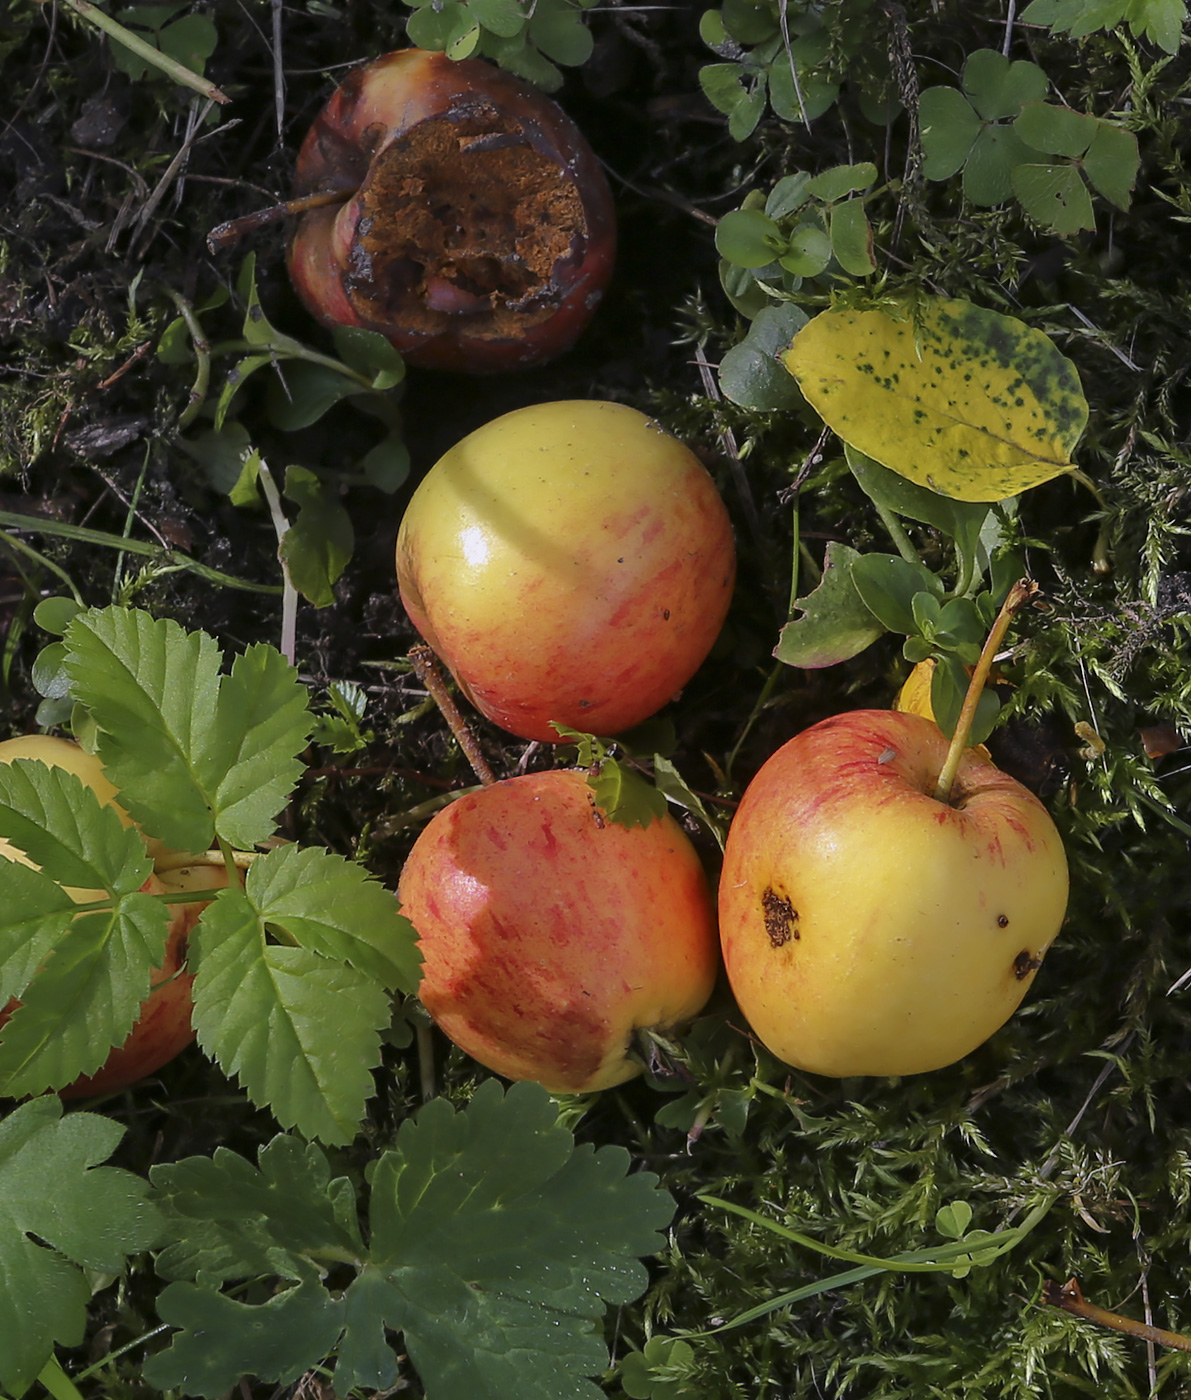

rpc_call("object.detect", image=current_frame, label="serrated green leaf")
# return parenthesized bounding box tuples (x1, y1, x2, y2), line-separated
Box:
(0, 761, 151, 894)
(280, 465, 354, 609)
(774, 542, 886, 668)
(851, 556, 943, 635)
(239, 843, 420, 993)
(190, 880, 392, 1143)
(718, 303, 808, 411)
(0, 1097, 161, 1395)
(588, 759, 668, 829)
(146, 1080, 673, 1399)
(1012, 161, 1096, 234)
(919, 87, 981, 179)
(0, 893, 170, 1096)
(63, 607, 311, 854)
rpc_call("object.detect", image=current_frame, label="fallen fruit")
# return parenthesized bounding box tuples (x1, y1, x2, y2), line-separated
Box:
(287, 47, 616, 373)
(0, 736, 229, 1096)
(398, 768, 719, 1092)
(396, 399, 736, 741)
(717, 708, 1068, 1077)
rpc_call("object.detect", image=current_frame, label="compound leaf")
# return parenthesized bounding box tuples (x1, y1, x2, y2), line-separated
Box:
(961, 48, 1048, 121)
(0, 1097, 161, 1396)
(146, 1081, 674, 1399)
(782, 296, 1088, 500)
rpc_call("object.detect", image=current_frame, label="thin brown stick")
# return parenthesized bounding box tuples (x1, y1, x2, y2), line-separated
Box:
(206, 187, 354, 252)
(1042, 1278, 1191, 1353)
(408, 645, 496, 787)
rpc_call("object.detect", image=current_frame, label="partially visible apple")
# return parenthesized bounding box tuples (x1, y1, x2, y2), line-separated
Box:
(0, 735, 229, 1096)
(396, 400, 736, 741)
(717, 709, 1068, 1077)
(398, 768, 719, 1092)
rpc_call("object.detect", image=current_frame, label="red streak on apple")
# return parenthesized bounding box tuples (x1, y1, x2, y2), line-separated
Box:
(396, 400, 736, 741)
(718, 710, 1069, 1078)
(287, 48, 616, 373)
(398, 768, 719, 1092)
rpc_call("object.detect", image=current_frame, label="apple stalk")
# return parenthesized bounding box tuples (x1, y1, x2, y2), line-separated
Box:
(933, 578, 1038, 804)
(409, 643, 496, 787)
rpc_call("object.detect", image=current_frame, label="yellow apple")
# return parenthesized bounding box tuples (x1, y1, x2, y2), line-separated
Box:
(717, 709, 1068, 1077)
(398, 768, 719, 1092)
(395, 400, 736, 741)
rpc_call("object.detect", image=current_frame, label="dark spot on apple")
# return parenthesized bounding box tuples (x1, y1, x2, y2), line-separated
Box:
(761, 888, 798, 947)
(997, 914, 1010, 928)
(1013, 949, 1042, 979)
(663, 609, 671, 620)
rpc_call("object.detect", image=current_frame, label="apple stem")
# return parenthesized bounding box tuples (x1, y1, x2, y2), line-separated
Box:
(932, 579, 1038, 806)
(206, 186, 355, 252)
(409, 644, 497, 787)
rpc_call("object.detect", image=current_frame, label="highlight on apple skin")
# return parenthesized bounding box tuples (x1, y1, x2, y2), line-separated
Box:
(396, 399, 737, 741)
(717, 709, 1069, 1078)
(286, 47, 616, 373)
(398, 768, 720, 1093)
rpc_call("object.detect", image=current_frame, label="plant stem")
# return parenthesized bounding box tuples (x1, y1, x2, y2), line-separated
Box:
(255, 460, 299, 664)
(1042, 1278, 1191, 1352)
(873, 500, 920, 565)
(933, 579, 1037, 804)
(165, 289, 212, 429)
(206, 187, 356, 252)
(408, 645, 495, 787)
(53, 0, 231, 105)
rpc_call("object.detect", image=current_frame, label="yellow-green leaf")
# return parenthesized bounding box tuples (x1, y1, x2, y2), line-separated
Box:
(781, 296, 1087, 501)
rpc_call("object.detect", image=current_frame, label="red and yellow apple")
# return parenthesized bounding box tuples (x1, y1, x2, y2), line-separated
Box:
(398, 768, 720, 1092)
(717, 709, 1068, 1077)
(287, 48, 616, 373)
(0, 735, 230, 1096)
(395, 400, 736, 741)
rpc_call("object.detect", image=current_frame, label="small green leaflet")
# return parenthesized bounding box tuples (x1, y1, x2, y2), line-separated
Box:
(62, 606, 312, 854)
(145, 1080, 675, 1399)
(1021, 0, 1186, 53)
(549, 726, 667, 828)
(190, 843, 419, 1144)
(0, 762, 168, 1095)
(0, 1097, 162, 1396)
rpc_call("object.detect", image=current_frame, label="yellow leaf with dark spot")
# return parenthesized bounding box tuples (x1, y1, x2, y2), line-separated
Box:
(782, 297, 1088, 501)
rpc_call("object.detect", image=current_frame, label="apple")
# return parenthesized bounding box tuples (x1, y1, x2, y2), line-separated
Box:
(395, 400, 736, 741)
(287, 48, 616, 373)
(717, 708, 1068, 1077)
(397, 768, 720, 1092)
(0, 735, 229, 1095)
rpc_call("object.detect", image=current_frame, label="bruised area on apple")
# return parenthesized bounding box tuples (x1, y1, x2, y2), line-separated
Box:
(398, 768, 719, 1093)
(396, 400, 736, 741)
(718, 709, 1069, 1078)
(287, 48, 616, 373)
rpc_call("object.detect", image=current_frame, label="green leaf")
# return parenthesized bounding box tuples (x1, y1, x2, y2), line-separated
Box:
(33, 597, 84, 636)
(919, 87, 981, 179)
(715, 208, 785, 269)
(850, 555, 943, 635)
(935, 1200, 974, 1240)
(266, 362, 360, 432)
(619, 1336, 699, 1400)
(718, 303, 808, 411)
(0, 861, 83, 1008)
(774, 542, 886, 667)
(330, 325, 405, 391)
(178, 422, 259, 498)
(961, 48, 1048, 121)
(845, 446, 995, 536)
(652, 756, 727, 852)
(767, 35, 839, 124)
(63, 607, 311, 854)
(779, 223, 832, 277)
(765, 172, 812, 219)
(0, 1097, 162, 1396)
(829, 199, 876, 276)
(700, 64, 765, 139)
(587, 759, 668, 829)
(157, 12, 217, 75)
(1015, 100, 1096, 158)
(529, 1, 594, 66)
(146, 1081, 674, 1398)
(406, 1, 469, 50)
(280, 465, 354, 609)
(930, 653, 1002, 743)
(1012, 161, 1096, 234)
(805, 162, 877, 203)
(963, 124, 1036, 205)
(190, 848, 404, 1143)
(470, 0, 528, 38)
(782, 296, 1089, 500)
(1082, 118, 1141, 207)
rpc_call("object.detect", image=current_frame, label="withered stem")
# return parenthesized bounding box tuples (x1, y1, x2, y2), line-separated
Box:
(206, 187, 354, 252)
(409, 645, 496, 788)
(1042, 1278, 1191, 1352)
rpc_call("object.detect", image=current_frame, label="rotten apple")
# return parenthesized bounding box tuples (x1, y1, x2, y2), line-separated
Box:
(717, 708, 1069, 1077)
(287, 47, 616, 373)
(395, 399, 736, 741)
(398, 768, 719, 1093)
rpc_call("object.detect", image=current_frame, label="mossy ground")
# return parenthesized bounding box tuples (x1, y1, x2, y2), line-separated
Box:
(3, 2, 1191, 1397)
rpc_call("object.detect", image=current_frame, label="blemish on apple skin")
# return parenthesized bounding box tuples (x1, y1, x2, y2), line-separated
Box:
(997, 914, 1010, 928)
(877, 747, 897, 764)
(761, 888, 799, 947)
(1013, 949, 1042, 979)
